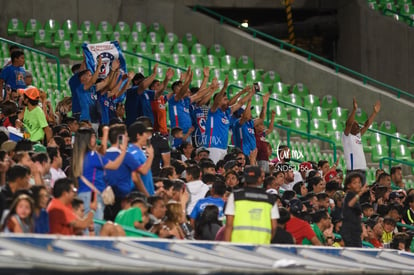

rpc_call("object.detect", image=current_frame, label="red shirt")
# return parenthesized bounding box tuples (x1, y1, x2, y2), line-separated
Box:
(47, 198, 77, 235)
(255, 132, 270, 161)
(285, 216, 316, 244)
(151, 95, 168, 135)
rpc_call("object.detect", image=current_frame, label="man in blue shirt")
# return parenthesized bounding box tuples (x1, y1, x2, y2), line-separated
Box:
(0, 50, 26, 93)
(69, 63, 85, 121)
(128, 121, 155, 196)
(204, 79, 254, 164)
(233, 100, 257, 157)
(189, 180, 226, 228)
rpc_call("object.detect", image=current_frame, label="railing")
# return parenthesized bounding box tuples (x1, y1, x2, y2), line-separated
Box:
(192, 5, 414, 100)
(227, 84, 311, 135)
(378, 157, 414, 174)
(383, 8, 414, 27)
(0, 37, 61, 91)
(123, 50, 186, 73)
(94, 219, 158, 238)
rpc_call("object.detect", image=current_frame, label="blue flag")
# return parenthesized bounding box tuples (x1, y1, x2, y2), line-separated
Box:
(82, 41, 127, 79)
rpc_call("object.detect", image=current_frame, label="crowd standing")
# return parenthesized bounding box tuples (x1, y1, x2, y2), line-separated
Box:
(0, 46, 413, 252)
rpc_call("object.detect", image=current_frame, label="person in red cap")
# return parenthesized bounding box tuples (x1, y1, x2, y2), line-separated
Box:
(17, 86, 52, 143)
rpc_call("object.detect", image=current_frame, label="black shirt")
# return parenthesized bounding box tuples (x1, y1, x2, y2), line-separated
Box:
(151, 132, 170, 177)
(271, 227, 295, 244)
(341, 192, 362, 235)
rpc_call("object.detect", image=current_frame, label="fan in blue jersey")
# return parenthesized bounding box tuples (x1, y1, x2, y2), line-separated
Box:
(168, 66, 212, 141)
(204, 78, 254, 164)
(233, 100, 257, 157)
(69, 63, 85, 120)
(0, 50, 26, 92)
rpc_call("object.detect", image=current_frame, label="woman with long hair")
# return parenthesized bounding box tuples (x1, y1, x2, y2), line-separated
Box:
(72, 127, 127, 233)
(164, 201, 186, 239)
(31, 185, 50, 233)
(2, 194, 34, 233)
(195, 205, 222, 240)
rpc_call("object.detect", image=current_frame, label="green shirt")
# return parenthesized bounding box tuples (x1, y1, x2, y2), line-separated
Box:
(23, 106, 48, 142)
(114, 207, 143, 236)
(302, 223, 326, 245)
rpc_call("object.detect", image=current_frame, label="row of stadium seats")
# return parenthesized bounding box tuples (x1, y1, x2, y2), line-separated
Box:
(367, 0, 414, 25)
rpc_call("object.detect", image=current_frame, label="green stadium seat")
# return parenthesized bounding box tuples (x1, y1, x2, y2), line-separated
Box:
(331, 107, 349, 122)
(59, 41, 74, 58)
(310, 118, 326, 136)
(237, 55, 255, 72)
(391, 132, 408, 149)
(186, 54, 204, 68)
(146, 32, 162, 47)
(227, 69, 245, 84)
(209, 68, 227, 82)
(290, 108, 308, 122)
(119, 41, 133, 52)
(168, 54, 186, 69)
(50, 29, 70, 48)
(209, 44, 226, 57)
(70, 46, 83, 61)
(262, 70, 281, 84)
(271, 82, 290, 97)
(109, 31, 125, 42)
(328, 131, 344, 150)
(191, 43, 207, 56)
(181, 33, 197, 48)
(326, 119, 344, 134)
(90, 31, 107, 43)
(370, 132, 387, 146)
(394, 144, 412, 161)
(132, 21, 147, 37)
(368, 1, 379, 10)
(380, 120, 397, 134)
(164, 32, 178, 47)
(321, 95, 339, 112)
(24, 19, 42, 37)
(148, 22, 166, 38)
(34, 29, 51, 46)
(115, 21, 131, 37)
(7, 18, 24, 36)
(245, 69, 263, 84)
(291, 83, 309, 98)
(354, 108, 368, 124)
(312, 106, 329, 122)
(98, 21, 113, 36)
(255, 82, 271, 93)
(153, 53, 168, 63)
(80, 20, 96, 35)
(371, 144, 387, 162)
(220, 55, 237, 71)
(154, 66, 166, 79)
(154, 43, 171, 57)
(284, 93, 302, 114)
(203, 55, 220, 69)
(303, 94, 320, 111)
(192, 67, 204, 81)
(62, 19, 78, 35)
(172, 43, 189, 56)
(136, 42, 152, 56)
(128, 32, 145, 48)
(44, 19, 60, 34)
(73, 30, 88, 46)
(289, 118, 308, 136)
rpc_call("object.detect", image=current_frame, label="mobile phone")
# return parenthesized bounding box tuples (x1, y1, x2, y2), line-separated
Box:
(253, 82, 260, 93)
(118, 135, 123, 145)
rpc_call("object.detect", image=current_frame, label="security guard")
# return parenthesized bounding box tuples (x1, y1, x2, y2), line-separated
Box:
(224, 165, 279, 244)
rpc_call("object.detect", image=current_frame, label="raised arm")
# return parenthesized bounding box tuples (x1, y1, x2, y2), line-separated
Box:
(211, 77, 228, 113)
(198, 77, 219, 106)
(96, 59, 120, 92)
(199, 67, 210, 90)
(360, 100, 380, 136)
(137, 63, 158, 95)
(190, 77, 218, 104)
(239, 100, 252, 125)
(230, 87, 254, 114)
(176, 67, 192, 101)
(155, 68, 174, 99)
(344, 97, 358, 136)
(260, 93, 270, 120)
(114, 71, 135, 98)
(228, 86, 249, 106)
(265, 110, 276, 136)
(84, 56, 102, 90)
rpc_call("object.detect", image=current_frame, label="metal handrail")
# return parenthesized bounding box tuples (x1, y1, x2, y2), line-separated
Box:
(227, 84, 311, 135)
(192, 5, 414, 100)
(0, 37, 61, 91)
(123, 50, 186, 73)
(378, 157, 414, 173)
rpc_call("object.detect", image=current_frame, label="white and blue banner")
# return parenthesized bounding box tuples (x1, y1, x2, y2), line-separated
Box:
(82, 41, 127, 79)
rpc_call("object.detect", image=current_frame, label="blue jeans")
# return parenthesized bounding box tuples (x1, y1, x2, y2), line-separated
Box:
(78, 191, 104, 234)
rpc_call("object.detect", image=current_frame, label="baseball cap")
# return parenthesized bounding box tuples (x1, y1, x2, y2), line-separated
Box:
(244, 165, 262, 185)
(324, 170, 338, 183)
(288, 198, 303, 215)
(223, 160, 238, 171)
(33, 143, 47, 153)
(196, 147, 210, 156)
(17, 86, 40, 100)
(389, 191, 404, 200)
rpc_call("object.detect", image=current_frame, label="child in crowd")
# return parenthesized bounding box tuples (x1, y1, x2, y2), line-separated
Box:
(2, 194, 34, 233)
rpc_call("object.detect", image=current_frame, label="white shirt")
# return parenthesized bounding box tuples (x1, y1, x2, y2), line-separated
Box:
(50, 167, 67, 187)
(185, 179, 209, 214)
(225, 193, 280, 219)
(342, 132, 367, 170)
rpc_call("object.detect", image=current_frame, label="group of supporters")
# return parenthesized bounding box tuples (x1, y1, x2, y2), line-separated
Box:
(0, 46, 412, 251)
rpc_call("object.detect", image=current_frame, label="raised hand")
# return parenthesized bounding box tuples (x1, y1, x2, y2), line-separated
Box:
(262, 92, 270, 105)
(353, 97, 357, 110)
(271, 109, 276, 118)
(166, 68, 175, 81)
(203, 67, 210, 78)
(152, 63, 159, 75)
(111, 59, 120, 71)
(97, 56, 102, 66)
(128, 71, 135, 80)
(373, 100, 381, 113)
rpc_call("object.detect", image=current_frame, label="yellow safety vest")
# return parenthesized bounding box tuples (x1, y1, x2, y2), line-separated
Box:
(231, 187, 275, 244)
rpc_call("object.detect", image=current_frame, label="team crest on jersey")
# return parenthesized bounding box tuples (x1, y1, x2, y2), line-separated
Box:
(247, 127, 255, 134)
(197, 117, 206, 133)
(221, 117, 229, 124)
(97, 52, 115, 78)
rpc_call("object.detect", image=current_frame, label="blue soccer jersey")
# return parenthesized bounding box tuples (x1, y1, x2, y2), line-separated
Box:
(128, 144, 155, 196)
(189, 197, 225, 221)
(140, 90, 155, 125)
(190, 103, 207, 146)
(204, 107, 231, 149)
(168, 95, 192, 134)
(233, 119, 256, 155)
(0, 65, 26, 90)
(78, 151, 109, 193)
(99, 93, 111, 125)
(125, 86, 143, 126)
(77, 84, 100, 123)
(69, 73, 81, 114)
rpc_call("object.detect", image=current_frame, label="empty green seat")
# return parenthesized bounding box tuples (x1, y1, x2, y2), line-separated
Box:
(291, 83, 309, 98)
(62, 19, 78, 35)
(303, 94, 320, 110)
(90, 31, 107, 43)
(310, 118, 326, 136)
(119, 41, 133, 52)
(132, 21, 147, 36)
(271, 82, 290, 97)
(73, 30, 88, 46)
(136, 42, 152, 56)
(192, 68, 204, 81)
(153, 53, 168, 63)
(237, 55, 254, 72)
(284, 93, 302, 113)
(391, 132, 408, 149)
(262, 70, 281, 84)
(59, 40, 75, 58)
(172, 43, 189, 56)
(331, 107, 349, 122)
(321, 95, 339, 112)
(227, 69, 245, 84)
(290, 108, 308, 122)
(110, 31, 125, 42)
(44, 19, 60, 34)
(370, 132, 387, 146)
(146, 31, 162, 47)
(326, 119, 344, 134)
(220, 55, 236, 71)
(368, 1, 379, 10)
(380, 120, 397, 134)
(154, 43, 171, 56)
(328, 131, 344, 150)
(203, 55, 220, 69)
(191, 43, 207, 56)
(255, 82, 271, 93)
(245, 70, 263, 84)
(50, 29, 70, 48)
(34, 29, 51, 46)
(312, 106, 329, 121)
(24, 19, 42, 37)
(115, 21, 131, 37)
(163, 32, 178, 47)
(168, 54, 186, 68)
(290, 119, 308, 136)
(128, 32, 145, 48)
(209, 44, 226, 57)
(8, 18, 24, 36)
(148, 22, 166, 38)
(97, 21, 113, 36)
(80, 20, 96, 35)
(186, 54, 204, 68)
(271, 104, 288, 124)
(355, 108, 368, 124)
(209, 68, 227, 82)
(70, 46, 83, 61)
(182, 33, 197, 48)
(371, 144, 387, 162)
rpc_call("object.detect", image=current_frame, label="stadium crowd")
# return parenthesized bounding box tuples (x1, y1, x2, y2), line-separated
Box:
(0, 46, 413, 251)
